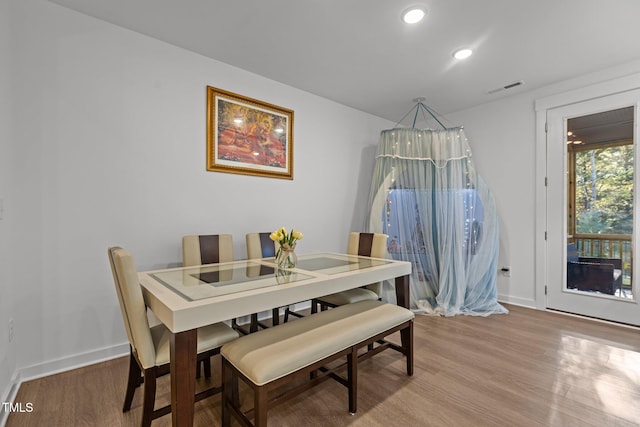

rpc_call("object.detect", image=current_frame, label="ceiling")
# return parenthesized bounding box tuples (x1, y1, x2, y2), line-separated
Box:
(49, 0, 640, 124)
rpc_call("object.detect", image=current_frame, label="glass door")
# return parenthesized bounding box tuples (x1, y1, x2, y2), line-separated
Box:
(546, 90, 640, 325)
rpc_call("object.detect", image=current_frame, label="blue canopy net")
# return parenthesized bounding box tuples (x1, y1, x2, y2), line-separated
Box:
(365, 127, 507, 316)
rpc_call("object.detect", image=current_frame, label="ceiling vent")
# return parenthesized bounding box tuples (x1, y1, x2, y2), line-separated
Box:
(487, 80, 524, 94)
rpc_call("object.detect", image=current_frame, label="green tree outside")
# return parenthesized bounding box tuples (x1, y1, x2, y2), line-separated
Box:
(575, 144, 634, 235)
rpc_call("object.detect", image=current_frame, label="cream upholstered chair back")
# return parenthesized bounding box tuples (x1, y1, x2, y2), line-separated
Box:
(347, 232, 388, 259)
(347, 232, 388, 295)
(108, 246, 157, 370)
(246, 232, 280, 259)
(182, 234, 234, 267)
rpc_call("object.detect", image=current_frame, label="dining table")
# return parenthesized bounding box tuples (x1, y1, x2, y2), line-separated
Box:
(138, 252, 411, 427)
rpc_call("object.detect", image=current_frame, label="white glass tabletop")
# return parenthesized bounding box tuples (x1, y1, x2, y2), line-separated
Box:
(148, 253, 391, 302)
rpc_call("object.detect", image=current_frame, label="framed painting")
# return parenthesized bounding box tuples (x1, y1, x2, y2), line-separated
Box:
(207, 86, 294, 179)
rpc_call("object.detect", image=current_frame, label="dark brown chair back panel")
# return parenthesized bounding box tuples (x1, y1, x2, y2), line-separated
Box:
(199, 235, 220, 264)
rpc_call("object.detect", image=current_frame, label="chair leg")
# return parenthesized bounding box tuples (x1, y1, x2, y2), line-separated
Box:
(203, 357, 212, 378)
(196, 357, 211, 379)
(141, 367, 157, 427)
(401, 323, 414, 376)
(284, 307, 304, 323)
(197, 357, 211, 379)
(250, 313, 259, 333)
(311, 299, 318, 314)
(123, 348, 142, 412)
(232, 318, 251, 336)
(318, 300, 332, 312)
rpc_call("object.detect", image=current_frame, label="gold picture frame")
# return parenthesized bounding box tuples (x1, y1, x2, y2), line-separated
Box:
(207, 86, 294, 179)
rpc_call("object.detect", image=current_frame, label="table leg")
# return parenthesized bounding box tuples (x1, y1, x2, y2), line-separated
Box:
(395, 274, 411, 366)
(395, 274, 410, 309)
(171, 329, 197, 427)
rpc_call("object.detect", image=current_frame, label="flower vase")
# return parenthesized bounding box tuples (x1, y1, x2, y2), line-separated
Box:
(277, 245, 297, 269)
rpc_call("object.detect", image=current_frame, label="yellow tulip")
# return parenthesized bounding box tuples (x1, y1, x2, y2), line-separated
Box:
(292, 230, 303, 240)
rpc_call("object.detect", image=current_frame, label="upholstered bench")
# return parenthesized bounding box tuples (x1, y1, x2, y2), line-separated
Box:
(220, 299, 414, 427)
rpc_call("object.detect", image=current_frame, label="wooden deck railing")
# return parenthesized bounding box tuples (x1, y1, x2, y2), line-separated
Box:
(572, 234, 633, 285)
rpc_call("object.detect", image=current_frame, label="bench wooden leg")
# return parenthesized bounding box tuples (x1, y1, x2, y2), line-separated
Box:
(255, 385, 268, 427)
(221, 360, 232, 427)
(347, 349, 358, 414)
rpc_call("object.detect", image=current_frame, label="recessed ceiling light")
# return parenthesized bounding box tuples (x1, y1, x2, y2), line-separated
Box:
(402, 6, 427, 24)
(453, 48, 473, 60)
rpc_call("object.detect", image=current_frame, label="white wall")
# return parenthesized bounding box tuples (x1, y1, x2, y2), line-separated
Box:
(447, 60, 640, 308)
(1, 0, 16, 411)
(5, 0, 393, 388)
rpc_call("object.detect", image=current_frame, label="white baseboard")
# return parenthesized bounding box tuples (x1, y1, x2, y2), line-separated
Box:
(497, 295, 536, 309)
(18, 343, 130, 384)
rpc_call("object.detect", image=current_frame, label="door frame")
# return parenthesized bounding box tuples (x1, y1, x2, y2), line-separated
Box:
(535, 74, 640, 311)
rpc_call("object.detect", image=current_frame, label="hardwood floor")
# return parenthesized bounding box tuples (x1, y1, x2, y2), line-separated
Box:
(7, 304, 640, 426)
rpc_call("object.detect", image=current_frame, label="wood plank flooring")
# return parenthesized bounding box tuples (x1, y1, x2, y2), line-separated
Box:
(7, 304, 640, 426)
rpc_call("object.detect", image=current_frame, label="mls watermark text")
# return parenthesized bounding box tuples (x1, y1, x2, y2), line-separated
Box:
(2, 402, 34, 413)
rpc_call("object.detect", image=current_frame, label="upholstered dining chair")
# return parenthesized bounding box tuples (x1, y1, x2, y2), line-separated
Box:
(245, 232, 290, 325)
(108, 246, 238, 427)
(182, 234, 258, 334)
(311, 232, 388, 313)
